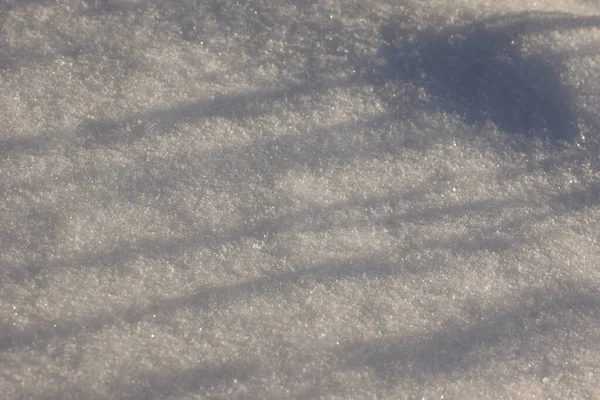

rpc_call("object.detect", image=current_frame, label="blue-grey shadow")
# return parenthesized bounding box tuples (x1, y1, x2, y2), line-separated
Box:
(338, 285, 600, 384)
(374, 12, 600, 146)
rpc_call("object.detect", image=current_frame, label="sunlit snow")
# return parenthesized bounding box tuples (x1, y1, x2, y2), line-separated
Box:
(1, 0, 599, 399)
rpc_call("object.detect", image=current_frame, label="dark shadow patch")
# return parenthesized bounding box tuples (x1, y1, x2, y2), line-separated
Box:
(375, 12, 600, 146)
(3, 6, 600, 400)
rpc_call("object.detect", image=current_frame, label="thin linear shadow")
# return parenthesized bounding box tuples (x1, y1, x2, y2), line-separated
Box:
(4, 159, 593, 287)
(111, 360, 256, 400)
(4, 12, 597, 156)
(553, 181, 600, 211)
(3, 76, 596, 283)
(338, 285, 600, 383)
(4, 7, 600, 400)
(21, 283, 599, 399)
(1, 205, 64, 284)
(0, 182, 521, 285)
(78, 12, 600, 149)
(375, 12, 600, 145)
(29, 359, 256, 400)
(77, 77, 357, 148)
(0, 0, 51, 12)
(1, 185, 586, 353)
(0, 1, 149, 76)
(0, 254, 438, 351)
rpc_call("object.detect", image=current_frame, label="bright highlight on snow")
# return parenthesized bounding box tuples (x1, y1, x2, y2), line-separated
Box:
(1, 0, 599, 399)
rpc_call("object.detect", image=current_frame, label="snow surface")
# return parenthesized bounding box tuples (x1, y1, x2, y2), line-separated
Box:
(1, 0, 600, 398)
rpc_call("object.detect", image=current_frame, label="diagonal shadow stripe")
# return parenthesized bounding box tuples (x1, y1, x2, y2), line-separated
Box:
(0, 255, 432, 352)
(338, 284, 600, 383)
(29, 359, 256, 400)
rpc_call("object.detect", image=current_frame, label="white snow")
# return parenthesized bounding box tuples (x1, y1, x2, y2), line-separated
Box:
(1, 0, 599, 399)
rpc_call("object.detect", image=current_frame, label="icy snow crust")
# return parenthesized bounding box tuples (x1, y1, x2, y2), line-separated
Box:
(1, 0, 600, 398)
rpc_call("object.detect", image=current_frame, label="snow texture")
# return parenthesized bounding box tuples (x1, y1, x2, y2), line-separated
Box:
(1, 0, 600, 399)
